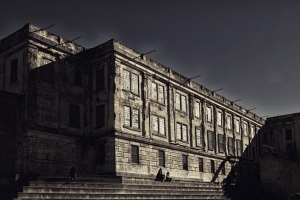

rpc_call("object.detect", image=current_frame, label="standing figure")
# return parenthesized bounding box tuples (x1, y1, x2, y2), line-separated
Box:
(165, 172, 172, 182)
(155, 168, 165, 181)
(69, 166, 77, 183)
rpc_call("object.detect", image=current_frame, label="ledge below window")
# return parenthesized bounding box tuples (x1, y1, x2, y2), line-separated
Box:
(123, 125, 141, 132)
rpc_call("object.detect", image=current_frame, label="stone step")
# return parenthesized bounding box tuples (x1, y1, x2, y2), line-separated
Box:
(22, 186, 224, 195)
(29, 180, 223, 189)
(27, 184, 224, 192)
(122, 180, 222, 187)
(16, 193, 227, 199)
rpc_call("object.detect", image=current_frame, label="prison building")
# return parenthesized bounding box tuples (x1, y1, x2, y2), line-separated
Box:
(0, 23, 264, 184)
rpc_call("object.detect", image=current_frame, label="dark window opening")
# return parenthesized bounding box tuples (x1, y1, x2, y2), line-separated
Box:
(158, 150, 165, 167)
(75, 69, 82, 87)
(218, 134, 225, 153)
(10, 58, 18, 83)
(208, 131, 216, 151)
(69, 104, 80, 128)
(131, 145, 139, 164)
(211, 160, 215, 173)
(96, 105, 105, 128)
(96, 68, 104, 91)
(228, 137, 234, 155)
(286, 129, 292, 140)
(236, 140, 242, 157)
(182, 155, 188, 170)
(199, 158, 204, 172)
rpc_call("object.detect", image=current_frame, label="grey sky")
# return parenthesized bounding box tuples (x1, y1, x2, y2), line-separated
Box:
(2, 0, 300, 118)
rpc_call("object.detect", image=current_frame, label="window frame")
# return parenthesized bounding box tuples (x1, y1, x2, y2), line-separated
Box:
(152, 115, 166, 136)
(124, 106, 140, 129)
(235, 119, 240, 134)
(243, 123, 248, 136)
(208, 131, 216, 151)
(175, 92, 187, 112)
(195, 126, 204, 148)
(228, 137, 234, 155)
(199, 158, 204, 172)
(217, 111, 222, 126)
(236, 140, 242, 157)
(176, 122, 188, 142)
(182, 155, 188, 170)
(218, 134, 225, 153)
(206, 105, 212, 122)
(123, 69, 139, 95)
(194, 101, 201, 118)
(211, 160, 215, 173)
(286, 129, 292, 140)
(227, 115, 232, 130)
(131, 145, 139, 164)
(158, 150, 165, 167)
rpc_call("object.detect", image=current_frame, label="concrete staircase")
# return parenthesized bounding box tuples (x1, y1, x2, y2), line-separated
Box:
(0, 174, 267, 200)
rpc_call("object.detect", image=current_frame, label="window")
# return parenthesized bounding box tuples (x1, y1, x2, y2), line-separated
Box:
(75, 69, 82, 87)
(123, 70, 139, 95)
(131, 145, 139, 164)
(69, 104, 80, 128)
(182, 155, 188, 170)
(195, 127, 204, 148)
(96, 105, 105, 128)
(10, 58, 18, 83)
(217, 111, 222, 126)
(152, 115, 165, 136)
(194, 101, 200, 118)
(96, 68, 104, 91)
(235, 119, 240, 133)
(176, 123, 187, 142)
(227, 116, 232, 129)
(228, 137, 234, 155)
(250, 126, 254, 138)
(221, 165, 225, 175)
(286, 129, 292, 140)
(124, 106, 140, 129)
(152, 82, 164, 104)
(175, 93, 187, 112)
(236, 140, 242, 156)
(199, 158, 204, 172)
(41, 63, 53, 83)
(207, 106, 212, 122)
(208, 131, 216, 151)
(243, 123, 248, 136)
(158, 150, 165, 167)
(97, 143, 105, 164)
(218, 134, 225, 153)
(211, 160, 215, 173)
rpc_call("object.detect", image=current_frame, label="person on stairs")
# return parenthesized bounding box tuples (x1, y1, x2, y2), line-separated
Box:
(69, 166, 77, 183)
(155, 168, 165, 181)
(165, 172, 172, 182)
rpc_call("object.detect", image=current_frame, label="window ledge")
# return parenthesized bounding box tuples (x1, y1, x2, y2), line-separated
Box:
(123, 125, 141, 132)
(152, 133, 167, 138)
(151, 100, 165, 106)
(122, 89, 140, 97)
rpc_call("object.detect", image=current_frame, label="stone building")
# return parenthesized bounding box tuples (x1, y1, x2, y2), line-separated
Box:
(0, 23, 265, 183)
(260, 113, 300, 200)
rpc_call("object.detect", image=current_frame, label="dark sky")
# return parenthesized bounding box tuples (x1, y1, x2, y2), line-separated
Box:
(2, 0, 300, 118)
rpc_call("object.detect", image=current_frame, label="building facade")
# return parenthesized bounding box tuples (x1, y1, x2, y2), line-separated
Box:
(260, 113, 300, 200)
(0, 24, 264, 183)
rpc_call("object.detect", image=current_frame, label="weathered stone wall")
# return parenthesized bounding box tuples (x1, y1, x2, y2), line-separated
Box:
(115, 138, 230, 182)
(260, 154, 300, 200)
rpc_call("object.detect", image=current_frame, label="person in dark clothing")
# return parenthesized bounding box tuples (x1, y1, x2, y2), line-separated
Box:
(155, 168, 165, 181)
(165, 172, 172, 182)
(69, 166, 77, 183)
